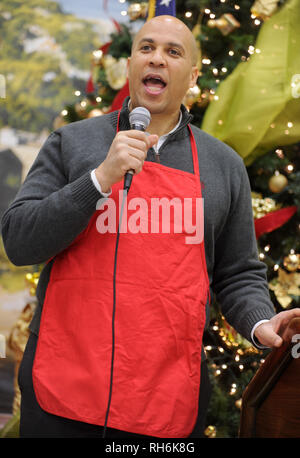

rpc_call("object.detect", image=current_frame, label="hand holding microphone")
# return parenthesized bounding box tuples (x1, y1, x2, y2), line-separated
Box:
(95, 107, 158, 193)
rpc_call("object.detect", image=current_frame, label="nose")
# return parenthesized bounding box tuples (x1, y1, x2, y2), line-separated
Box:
(149, 48, 166, 67)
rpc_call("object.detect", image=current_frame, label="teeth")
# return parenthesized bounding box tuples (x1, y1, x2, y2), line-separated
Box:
(144, 76, 165, 84)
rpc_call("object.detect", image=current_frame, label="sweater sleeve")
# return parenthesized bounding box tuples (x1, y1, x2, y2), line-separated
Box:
(1, 131, 101, 266)
(211, 158, 276, 342)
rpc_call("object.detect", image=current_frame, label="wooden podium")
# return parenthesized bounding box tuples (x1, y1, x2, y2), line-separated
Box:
(239, 318, 300, 438)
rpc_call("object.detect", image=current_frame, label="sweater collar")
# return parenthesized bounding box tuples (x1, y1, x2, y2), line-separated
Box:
(115, 97, 193, 140)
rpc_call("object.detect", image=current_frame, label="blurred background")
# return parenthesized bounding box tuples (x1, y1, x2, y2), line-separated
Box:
(0, 0, 299, 438)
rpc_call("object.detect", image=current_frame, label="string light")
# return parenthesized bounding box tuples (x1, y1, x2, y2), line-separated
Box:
(93, 50, 103, 60)
(274, 264, 279, 271)
(74, 90, 81, 96)
(121, 10, 127, 16)
(185, 11, 192, 18)
(230, 383, 237, 395)
(264, 245, 270, 252)
(61, 109, 68, 116)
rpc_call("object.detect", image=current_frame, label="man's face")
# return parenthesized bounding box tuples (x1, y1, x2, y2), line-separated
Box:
(127, 17, 198, 116)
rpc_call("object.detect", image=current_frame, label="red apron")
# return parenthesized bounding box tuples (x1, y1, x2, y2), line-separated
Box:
(32, 117, 210, 438)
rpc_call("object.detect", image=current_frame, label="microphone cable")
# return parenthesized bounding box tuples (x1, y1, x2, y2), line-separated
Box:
(102, 107, 151, 438)
(102, 188, 128, 438)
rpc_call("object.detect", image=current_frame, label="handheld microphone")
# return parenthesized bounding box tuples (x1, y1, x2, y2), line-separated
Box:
(123, 106, 151, 191)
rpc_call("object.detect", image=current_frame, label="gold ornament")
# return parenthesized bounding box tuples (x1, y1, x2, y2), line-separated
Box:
(128, 2, 148, 21)
(7, 272, 40, 414)
(283, 253, 300, 272)
(204, 425, 217, 438)
(8, 301, 37, 414)
(75, 101, 88, 118)
(207, 14, 240, 36)
(218, 315, 258, 353)
(92, 49, 103, 65)
(251, 192, 281, 219)
(87, 109, 103, 118)
(25, 272, 40, 296)
(235, 399, 242, 410)
(251, 0, 281, 20)
(183, 85, 201, 109)
(268, 173, 288, 193)
(269, 267, 300, 308)
(104, 56, 128, 90)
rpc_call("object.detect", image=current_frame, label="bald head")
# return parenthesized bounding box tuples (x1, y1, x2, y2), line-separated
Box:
(131, 15, 198, 66)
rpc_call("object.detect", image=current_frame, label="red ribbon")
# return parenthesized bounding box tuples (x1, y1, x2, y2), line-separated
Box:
(254, 205, 297, 239)
(108, 79, 130, 112)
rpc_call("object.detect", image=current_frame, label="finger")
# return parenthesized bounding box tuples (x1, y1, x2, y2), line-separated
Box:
(282, 308, 300, 319)
(125, 156, 144, 175)
(122, 130, 150, 142)
(272, 309, 300, 334)
(255, 323, 283, 348)
(127, 145, 147, 161)
(146, 134, 159, 149)
(124, 137, 149, 153)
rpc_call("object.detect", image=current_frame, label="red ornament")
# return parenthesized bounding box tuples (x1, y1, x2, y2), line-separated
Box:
(254, 206, 297, 239)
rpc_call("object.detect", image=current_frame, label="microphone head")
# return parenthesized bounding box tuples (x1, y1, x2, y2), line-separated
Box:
(129, 107, 151, 130)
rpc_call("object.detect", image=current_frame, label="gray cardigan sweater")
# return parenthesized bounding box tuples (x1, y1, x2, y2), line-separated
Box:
(1, 99, 275, 342)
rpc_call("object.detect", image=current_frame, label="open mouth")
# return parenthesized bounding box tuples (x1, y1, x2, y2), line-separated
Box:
(142, 74, 167, 95)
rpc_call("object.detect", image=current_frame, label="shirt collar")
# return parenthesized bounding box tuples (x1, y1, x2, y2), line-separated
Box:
(127, 98, 182, 140)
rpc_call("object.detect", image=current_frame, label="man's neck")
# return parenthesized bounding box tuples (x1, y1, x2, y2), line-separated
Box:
(146, 111, 181, 137)
(128, 99, 181, 137)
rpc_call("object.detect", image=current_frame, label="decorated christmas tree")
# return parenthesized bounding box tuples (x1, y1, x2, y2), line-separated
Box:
(55, 0, 300, 438)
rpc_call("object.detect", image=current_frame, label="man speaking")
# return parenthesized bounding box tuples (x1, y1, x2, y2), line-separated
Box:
(2, 15, 300, 438)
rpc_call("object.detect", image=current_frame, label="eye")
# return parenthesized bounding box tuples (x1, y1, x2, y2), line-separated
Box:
(140, 45, 152, 52)
(169, 48, 181, 57)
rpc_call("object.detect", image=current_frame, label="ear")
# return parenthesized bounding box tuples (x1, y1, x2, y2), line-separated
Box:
(126, 57, 131, 79)
(189, 65, 199, 88)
